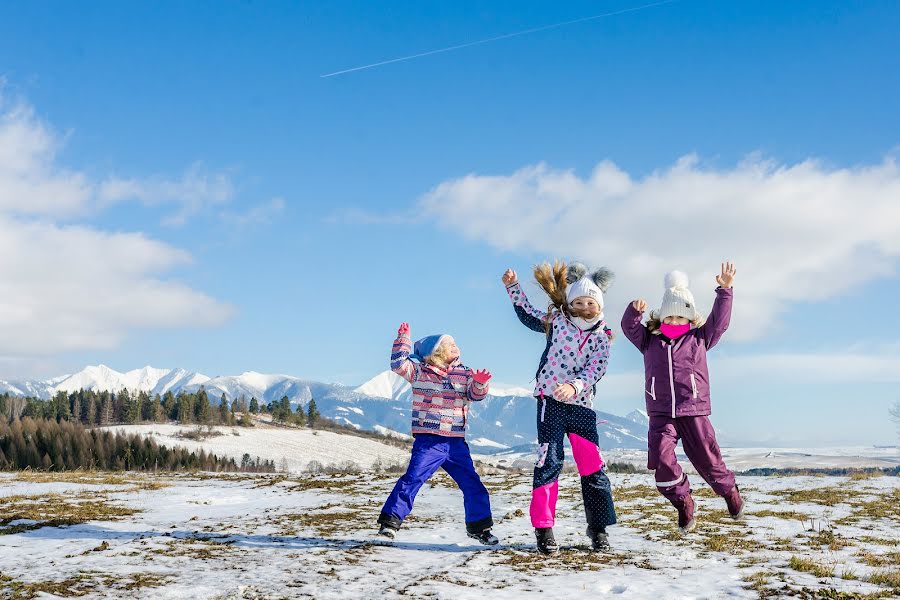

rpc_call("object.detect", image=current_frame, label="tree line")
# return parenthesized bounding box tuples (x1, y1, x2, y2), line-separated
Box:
(0, 417, 275, 473)
(0, 389, 321, 429)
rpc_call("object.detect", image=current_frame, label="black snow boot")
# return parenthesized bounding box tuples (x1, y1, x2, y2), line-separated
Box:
(467, 529, 499, 546)
(535, 527, 559, 555)
(377, 524, 397, 540)
(586, 526, 610, 552)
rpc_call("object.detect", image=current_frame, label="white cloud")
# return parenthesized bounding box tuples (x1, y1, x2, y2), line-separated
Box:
(0, 100, 92, 217)
(418, 155, 900, 339)
(0, 217, 234, 355)
(602, 351, 900, 403)
(0, 93, 236, 224)
(0, 92, 235, 359)
(99, 163, 235, 226)
(220, 197, 286, 228)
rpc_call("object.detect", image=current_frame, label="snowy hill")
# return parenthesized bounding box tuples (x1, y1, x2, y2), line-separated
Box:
(2, 365, 649, 450)
(104, 423, 411, 472)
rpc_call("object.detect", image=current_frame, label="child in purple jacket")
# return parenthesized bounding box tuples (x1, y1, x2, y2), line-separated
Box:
(621, 263, 743, 533)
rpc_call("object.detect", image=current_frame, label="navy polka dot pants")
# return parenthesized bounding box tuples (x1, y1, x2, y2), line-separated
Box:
(530, 396, 617, 530)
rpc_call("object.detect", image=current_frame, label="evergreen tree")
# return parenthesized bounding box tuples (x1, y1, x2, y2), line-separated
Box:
(249, 397, 259, 414)
(177, 394, 193, 424)
(276, 396, 291, 423)
(138, 391, 153, 422)
(307, 398, 320, 427)
(163, 391, 177, 421)
(218, 394, 230, 425)
(195, 388, 211, 424)
(100, 392, 113, 426)
(52, 390, 71, 422)
(294, 402, 306, 426)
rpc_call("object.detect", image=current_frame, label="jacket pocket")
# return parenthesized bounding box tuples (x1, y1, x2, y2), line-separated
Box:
(689, 373, 698, 399)
(646, 376, 656, 401)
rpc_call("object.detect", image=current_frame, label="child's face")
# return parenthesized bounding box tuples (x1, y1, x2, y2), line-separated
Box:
(437, 336, 460, 362)
(570, 297, 601, 319)
(663, 316, 690, 325)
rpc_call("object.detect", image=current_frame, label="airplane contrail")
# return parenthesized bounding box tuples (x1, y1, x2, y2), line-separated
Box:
(321, 0, 681, 78)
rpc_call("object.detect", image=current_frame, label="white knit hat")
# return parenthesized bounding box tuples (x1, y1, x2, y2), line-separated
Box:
(658, 271, 699, 321)
(566, 276, 604, 308)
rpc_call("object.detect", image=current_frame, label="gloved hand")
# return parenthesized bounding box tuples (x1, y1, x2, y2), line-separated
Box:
(472, 369, 492, 385)
(398, 322, 410, 336)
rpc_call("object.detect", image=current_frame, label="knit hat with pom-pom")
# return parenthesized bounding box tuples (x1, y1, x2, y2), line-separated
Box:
(564, 263, 614, 308)
(658, 271, 699, 321)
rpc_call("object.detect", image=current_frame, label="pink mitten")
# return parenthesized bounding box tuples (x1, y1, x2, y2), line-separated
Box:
(472, 369, 492, 385)
(397, 322, 410, 336)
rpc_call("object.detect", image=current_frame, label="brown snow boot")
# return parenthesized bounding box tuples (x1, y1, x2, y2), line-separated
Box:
(724, 485, 745, 520)
(672, 492, 696, 533)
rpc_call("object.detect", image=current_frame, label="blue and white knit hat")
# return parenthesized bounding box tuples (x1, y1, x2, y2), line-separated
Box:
(411, 334, 450, 362)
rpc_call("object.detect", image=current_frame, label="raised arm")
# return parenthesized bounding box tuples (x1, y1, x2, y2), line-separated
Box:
(698, 262, 735, 350)
(390, 322, 418, 383)
(513, 304, 547, 333)
(621, 299, 651, 353)
(467, 368, 491, 402)
(503, 268, 548, 322)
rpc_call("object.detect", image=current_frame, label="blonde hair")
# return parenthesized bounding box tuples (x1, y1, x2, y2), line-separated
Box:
(645, 310, 705, 335)
(425, 339, 455, 368)
(533, 261, 570, 333)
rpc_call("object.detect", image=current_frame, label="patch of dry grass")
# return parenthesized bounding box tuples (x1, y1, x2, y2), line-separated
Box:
(0, 571, 171, 599)
(770, 487, 865, 507)
(750, 509, 813, 521)
(868, 569, 900, 590)
(0, 492, 138, 535)
(788, 555, 835, 578)
(271, 503, 363, 536)
(491, 548, 627, 573)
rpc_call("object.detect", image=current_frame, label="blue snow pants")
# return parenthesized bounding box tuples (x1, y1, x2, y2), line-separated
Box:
(378, 434, 493, 533)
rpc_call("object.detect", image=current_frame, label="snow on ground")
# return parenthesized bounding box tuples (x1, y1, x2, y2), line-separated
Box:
(1, 471, 898, 599)
(478, 445, 900, 471)
(103, 424, 411, 472)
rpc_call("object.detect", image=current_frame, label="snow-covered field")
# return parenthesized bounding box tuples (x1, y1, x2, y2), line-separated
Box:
(1, 469, 898, 599)
(102, 424, 412, 472)
(479, 445, 900, 471)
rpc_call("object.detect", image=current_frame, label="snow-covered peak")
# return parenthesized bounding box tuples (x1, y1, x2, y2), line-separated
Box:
(235, 371, 296, 392)
(354, 370, 411, 400)
(489, 383, 534, 397)
(625, 409, 649, 425)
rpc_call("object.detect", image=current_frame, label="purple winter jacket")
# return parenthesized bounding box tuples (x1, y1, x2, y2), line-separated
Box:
(620, 287, 733, 418)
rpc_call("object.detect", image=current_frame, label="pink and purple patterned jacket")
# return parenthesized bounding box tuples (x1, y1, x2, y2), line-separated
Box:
(391, 333, 489, 437)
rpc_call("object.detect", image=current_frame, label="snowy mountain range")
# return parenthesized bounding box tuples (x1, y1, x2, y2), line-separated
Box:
(0, 365, 649, 451)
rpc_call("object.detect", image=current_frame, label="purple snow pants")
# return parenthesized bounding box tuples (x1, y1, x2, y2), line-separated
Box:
(647, 415, 735, 501)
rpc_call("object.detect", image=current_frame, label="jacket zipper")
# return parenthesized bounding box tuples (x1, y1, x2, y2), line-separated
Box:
(690, 373, 698, 399)
(667, 343, 676, 418)
(647, 376, 656, 400)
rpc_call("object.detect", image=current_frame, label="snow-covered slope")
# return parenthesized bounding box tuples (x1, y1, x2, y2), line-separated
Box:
(104, 423, 411, 472)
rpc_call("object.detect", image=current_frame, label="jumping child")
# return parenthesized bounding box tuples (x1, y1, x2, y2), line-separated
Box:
(620, 263, 743, 532)
(503, 262, 617, 554)
(377, 322, 499, 545)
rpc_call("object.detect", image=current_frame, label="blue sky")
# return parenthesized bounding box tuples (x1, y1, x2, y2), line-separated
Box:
(1, 0, 898, 445)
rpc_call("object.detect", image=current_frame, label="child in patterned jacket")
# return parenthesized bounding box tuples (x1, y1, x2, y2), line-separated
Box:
(377, 322, 499, 545)
(503, 262, 617, 554)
